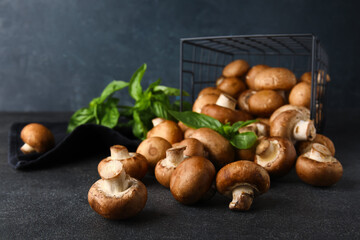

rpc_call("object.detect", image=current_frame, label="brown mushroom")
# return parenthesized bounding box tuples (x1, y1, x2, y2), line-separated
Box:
(254, 137, 297, 177)
(289, 82, 311, 108)
(170, 156, 216, 205)
(155, 146, 187, 188)
(136, 137, 172, 171)
(192, 94, 220, 113)
(300, 71, 331, 84)
(246, 64, 270, 89)
(248, 90, 285, 117)
(108, 145, 148, 180)
(216, 77, 246, 98)
(88, 160, 147, 220)
(296, 143, 342, 186)
(222, 59, 250, 78)
(269, 105, 310, 124)
(238, 89, 256, 113)
(147, 119, 183, 144)
(216, 161, 270, 211)
(20, 123, 55, 154)
(198, 87, 224, 96)
(297, 134, 335, 156)
(270, 110, 316, 143)
(172, 138, 207, 157)
(187, 128, 234, 169)
(253, 67, 296, 91)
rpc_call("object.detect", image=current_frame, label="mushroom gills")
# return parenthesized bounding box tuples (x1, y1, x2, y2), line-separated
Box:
(230, 185, 255, 211)
(20, 143, 36, 154)
(256, 139, 280, 164)
(303, 143, 336, 163)
(293, 120, 316, 141)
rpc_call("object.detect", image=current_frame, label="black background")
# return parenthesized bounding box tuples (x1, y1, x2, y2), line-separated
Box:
(0, 0, 359, 111)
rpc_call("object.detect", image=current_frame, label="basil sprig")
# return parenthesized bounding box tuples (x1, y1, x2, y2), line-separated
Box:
(169, 110, 257, 149)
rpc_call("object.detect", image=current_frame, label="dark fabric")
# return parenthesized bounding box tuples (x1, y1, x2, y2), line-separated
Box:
(8, 122, 140, 170)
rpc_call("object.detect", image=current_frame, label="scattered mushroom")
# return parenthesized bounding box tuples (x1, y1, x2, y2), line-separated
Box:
(187, 128, 235, 169)
(216, 77, 246, 98)
(88, 159, 147, 220)
(253, 67, 296, 91)
(296, 143, 343, 187)
(192, 93, 220, 113)
(270, 109, 316, 143)
(216, 161, 270, 211)
(20, 123, 55, 154)
(155, 146, 187, 188)
(147, 119, 183, 144)
(136, 137, 172, 172)
(248, 90, 285, 117)
(172, 138, 207, 157)
(245, 64, 270, 89)
(108, 145, 148, 180)
(222, 59, 250, 78)
(297, 134, 335, 156)
(289, 82, 311, 108)
(254, 137, 297, 177)
(170, 156, 216, 205)
(269, 104, 310, 124)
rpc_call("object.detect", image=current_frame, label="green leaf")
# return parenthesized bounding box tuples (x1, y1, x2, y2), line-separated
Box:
(231, 120, 258, 133)
(230, 132, 257, 149)
(67, 107, 96, 133)
(151, 101, 174, 120)
(168, 110, 222, 131)
(144, 78, 161, 94)
(129, 64, 146, 101)
(153, 85, 189, 96)
(98, 80, 129, 103)
(132, 110, 148, 140)
(99, 98, 120, 128)
(172, 100, 192, 111)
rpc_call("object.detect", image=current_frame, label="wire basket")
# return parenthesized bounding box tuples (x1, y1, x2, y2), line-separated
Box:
(179, 34, 329, 132)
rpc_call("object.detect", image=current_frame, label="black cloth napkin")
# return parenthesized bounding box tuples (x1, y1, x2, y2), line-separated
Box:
(8, 122, 141, 170)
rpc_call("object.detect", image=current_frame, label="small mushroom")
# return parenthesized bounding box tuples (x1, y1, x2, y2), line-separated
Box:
(136, 137, 172, 172)
(296, 143, 343, 186)
(88, 160, 147, 220)
(216, 77, 246, 98)
(270, 109, 316, 143)
(172, 138, 207, 157)
(253, 67, 296, 91)
(155, 146, 187, 188)
(108, 145, 148, 180)
(192, 93, 220, 113)
(170, 156, 216, 205)
(289, 82, 311, 108)
(20, 123, 55, 154)
(201, 93, 252, 124)
(248, 90, 285, 117)
(222, 59, 250, 78)
(216, 161, 270, 211)
(300, 71, 331, 84)
(254, 137, 297, 177)
(198, 87, 224, 96)
(297, 134, 335, 156)
(187, 128, 235, 169)
(238, 89, 257, 113)
(147, 119, 183, 144)
(269, 104, 310, 124)
(245, 64, 270, 89)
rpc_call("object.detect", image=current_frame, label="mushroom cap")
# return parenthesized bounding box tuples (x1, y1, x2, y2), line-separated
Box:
(136, 137, 172, 170)
(254, 137, 297, 177)
(170, 156, 216, 205)
(216, 77, 246, 98)
(300, 72, 312, 84)
(238, 89, 257, 113)
(296, 154, 343, 187)
(246, 64, 270, 89)
(118, 154, 148, 180)
(201, 104, 251, 124)
(88, 178, 147, 220)
(289, 82, 311, 108)
(222, 59, 250, 77)
(192, 94, 219, 113)
(178, 121, 190, 133)
(20, 123, 55, 153)
(198, 87, 224, 97)
(172, 138, 207, 157)
(297, 134, 335, 156)
(216, 160, 270, 197)
(187, 128, 235, 169)
(147, 120, 183, 144)
(248, 90, 285, 117)
(269, 104, 310, 124)
(253, 67, 296, 90)
(235, 146, 256, 161)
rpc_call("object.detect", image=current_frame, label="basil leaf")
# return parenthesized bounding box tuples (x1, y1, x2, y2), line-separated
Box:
(129, 64, 146, 101)
(153, 85, 189, 96)
(230, 132, 257, 149)
(231, 119, 258, 133)
(67, 107, 96, 133)
(132, 110, 147, 140)
(168, 110, 222, 131)
(98, 80, 129, 103)
(151, 101, 174, 120)
(172, 100, 192, 111)
(145, 78, 161, 94)
(99, 98, 120, 128)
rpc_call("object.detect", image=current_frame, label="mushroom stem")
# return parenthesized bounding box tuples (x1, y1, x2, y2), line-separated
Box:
(110, 145, 130, 159)
(20, 143, 36, 154)
(216, 94, 236, 110)
(166, 146, 187, 165)
(293, 120, 316, 141)
(230, 186, 254, 211)
(256, 139, 278, 161)
(102, 169, 130, 194)
(152, 118, 165, 127)
(304, 143, 334, 162)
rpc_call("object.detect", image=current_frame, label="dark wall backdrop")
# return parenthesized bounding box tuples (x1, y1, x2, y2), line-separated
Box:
(0, 0, 359, 111)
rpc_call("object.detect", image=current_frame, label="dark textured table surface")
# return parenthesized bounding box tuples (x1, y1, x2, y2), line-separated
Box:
(1, 111, 359, 240)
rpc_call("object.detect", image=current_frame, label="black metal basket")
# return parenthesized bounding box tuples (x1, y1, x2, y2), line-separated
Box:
(179, 34, 329, 132)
